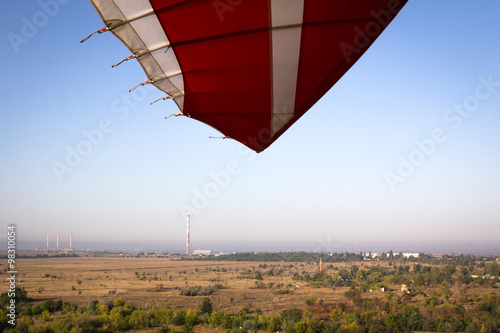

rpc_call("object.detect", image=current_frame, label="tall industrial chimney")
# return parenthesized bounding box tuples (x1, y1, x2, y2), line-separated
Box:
(47, 233, 49, 250)
(69, 233, 73, 249)
(186, 215, 190, 255)
(56, 233, 60, 251)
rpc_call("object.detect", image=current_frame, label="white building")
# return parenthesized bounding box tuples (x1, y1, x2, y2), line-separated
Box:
(402, 253, 420, 258)
(193, 250, 211, 256)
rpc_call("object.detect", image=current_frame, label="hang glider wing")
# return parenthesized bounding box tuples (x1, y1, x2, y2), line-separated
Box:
(87, 0, 407, 152)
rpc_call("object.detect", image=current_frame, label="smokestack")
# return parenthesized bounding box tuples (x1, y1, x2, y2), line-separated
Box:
(70, 233, 73, 249)
(57, 233, 60, 251)
(47, 233, 49, 250)
(186, 215, 190, 255)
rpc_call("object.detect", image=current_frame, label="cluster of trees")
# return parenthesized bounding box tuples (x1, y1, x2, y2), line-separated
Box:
(188, 252, 500, 267)
(1, 288, 499, 332)
(0, 253, 80, 259)
(180, 284, 225, 296)
(243, 259, 499, 292)
(292, 262, 500, 293)
(187, 251, 437, 263)
(326, 291, 500, 332)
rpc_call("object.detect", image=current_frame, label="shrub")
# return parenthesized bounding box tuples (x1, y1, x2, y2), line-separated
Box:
(62, 303, 78, 314)
(180, 284, 224, 296)
(280, 308, 303, 322)
(41, 310, 50, 321)
(200, 297, 213, 315)
(114, 298, 125, 307)
(171, 310, 186, 326)
(305, 296, 317, 306)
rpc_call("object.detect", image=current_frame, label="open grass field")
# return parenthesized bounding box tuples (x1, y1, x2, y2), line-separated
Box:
(10, 254, 392, 313)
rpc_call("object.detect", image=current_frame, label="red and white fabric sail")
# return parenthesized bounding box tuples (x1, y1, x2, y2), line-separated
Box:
(89, 0, 407, 152)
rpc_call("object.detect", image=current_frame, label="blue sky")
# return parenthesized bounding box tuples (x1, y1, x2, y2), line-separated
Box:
(1, 1, 499, 253)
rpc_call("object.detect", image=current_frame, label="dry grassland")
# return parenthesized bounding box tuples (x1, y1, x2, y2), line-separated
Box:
(11, 255, 387, 313)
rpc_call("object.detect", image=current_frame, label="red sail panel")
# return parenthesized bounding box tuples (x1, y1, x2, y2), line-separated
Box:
(265, 0, 408, 150)
(149, 0, 273, 150)
(145, 0, 407, 151)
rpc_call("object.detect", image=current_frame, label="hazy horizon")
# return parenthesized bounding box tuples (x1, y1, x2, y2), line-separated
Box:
(15, 239, 500, 256)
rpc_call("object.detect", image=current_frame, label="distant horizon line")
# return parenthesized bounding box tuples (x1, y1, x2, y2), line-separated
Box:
(12, 242, 500, 257)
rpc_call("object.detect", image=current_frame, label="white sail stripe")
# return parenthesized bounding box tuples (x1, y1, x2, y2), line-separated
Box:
(114, 0, 153, 19)
(271, 0, 305, 136)
(91, 0, 185, 110)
